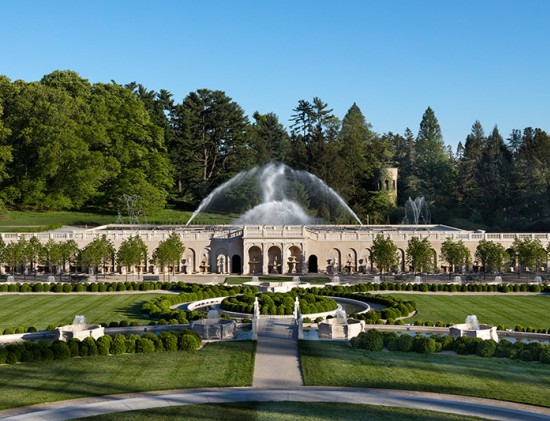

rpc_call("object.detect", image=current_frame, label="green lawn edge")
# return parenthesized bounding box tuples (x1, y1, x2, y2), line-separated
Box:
(299, 341, 550, 407)
(0, 341, 255, 410)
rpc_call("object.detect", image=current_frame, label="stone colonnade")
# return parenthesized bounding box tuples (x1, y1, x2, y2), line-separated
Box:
(2, 224, 550, 276)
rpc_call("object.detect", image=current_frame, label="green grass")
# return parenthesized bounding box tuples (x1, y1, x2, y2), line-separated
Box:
(392, 294, 550, 329)
(0, 294, 168, 330)
(0, 341, 255, 410)
(299, 341, 550, 407)
(0, 209, 236, 231)
(77, 402, 484, 421)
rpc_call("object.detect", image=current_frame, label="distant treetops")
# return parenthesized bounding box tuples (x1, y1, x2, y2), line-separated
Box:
(0, 71, 548, 231)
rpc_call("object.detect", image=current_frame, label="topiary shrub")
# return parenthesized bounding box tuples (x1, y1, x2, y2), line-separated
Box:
(143, 333, 163, 352)
(68, 338, 80, 357)
(413, 336, 436, 354)
(160, 332, 178, 352)
(178, 330, 201, 351)
(110, 334, 127, 355)
(3, 327, 15, 335)
(397, 334, 414, 352)
(26, 326, 38, 333)
(136, 338, 155, 353)
(539, 348, 550, 364)
(519, 349, 533, 362)
(476, 339, 497, 358)
(51, 340, 71, 360)
(96, 335, 112, 355)
(125, 334, 140, 353)
(81, 337, 98, 356)
(0, 347, 7, 364)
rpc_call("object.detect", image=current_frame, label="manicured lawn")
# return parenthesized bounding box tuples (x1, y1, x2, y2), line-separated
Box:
(0, 341, 255, 410)
(391, 294, 550, 329)
(0, 293, 168, 330)
(0, 209, 235, 231)
(299, 341, 550, 407)
(78, 402, 483, 421)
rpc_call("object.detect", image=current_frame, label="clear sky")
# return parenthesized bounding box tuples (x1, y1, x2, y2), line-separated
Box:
(1, 0, 549, 149)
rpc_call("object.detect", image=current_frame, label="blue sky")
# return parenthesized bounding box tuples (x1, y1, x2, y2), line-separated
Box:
(1, 0, 549, 149)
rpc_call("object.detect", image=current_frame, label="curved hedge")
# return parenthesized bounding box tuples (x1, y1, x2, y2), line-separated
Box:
(220, 291, 338, 315)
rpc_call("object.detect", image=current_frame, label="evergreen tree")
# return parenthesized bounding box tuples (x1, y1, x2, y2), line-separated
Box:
(170, 89, 251, 201)
(476, 126, 512, 227)
(457, 120, 485, 206)
(414, 107, 456, 206)
(249, 112, 290, 165)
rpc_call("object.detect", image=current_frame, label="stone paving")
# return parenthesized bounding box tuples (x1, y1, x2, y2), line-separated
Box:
(252, 318, 303, 388)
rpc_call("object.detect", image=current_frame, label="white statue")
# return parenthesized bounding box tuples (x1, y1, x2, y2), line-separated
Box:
(293, 296, 300, 319)
(253, 297, 260, 319)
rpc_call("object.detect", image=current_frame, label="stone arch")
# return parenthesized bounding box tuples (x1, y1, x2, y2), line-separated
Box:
(359, 248, 371, 273)
(287, 245, 302, 274)
(198, 249, 211, 273)
(231, 255, 242, 274)
(343, 249, 357, 273)
(268, 245, 282, 274)
(248, 246, 262, 275)
(327, 248, 341, 274)
(398, 248, 406, 273)
(215, 248, 229, 274)
(182, 248, 196, 274)
(308, 255, 318, 273)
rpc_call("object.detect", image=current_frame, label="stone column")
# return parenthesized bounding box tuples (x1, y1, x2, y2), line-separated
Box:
(262, 245, 269, 275)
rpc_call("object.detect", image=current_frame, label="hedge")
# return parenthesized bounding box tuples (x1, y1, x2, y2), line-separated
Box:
(353, 329, 550, 364)
(0, 329, 202, 365)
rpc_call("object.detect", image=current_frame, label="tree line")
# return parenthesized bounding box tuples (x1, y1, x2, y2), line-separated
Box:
(371, 235, 547, 275)
(0, 233, 184, 279)
(1, 70, 549, 230)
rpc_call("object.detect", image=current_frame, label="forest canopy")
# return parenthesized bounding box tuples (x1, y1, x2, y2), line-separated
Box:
(0, 70, 549, 231)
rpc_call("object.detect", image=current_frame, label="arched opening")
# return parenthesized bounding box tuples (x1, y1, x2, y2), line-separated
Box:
(308, 255, 318, 273)
(182, 248, 196, 274)
(344, 249, 357, 273)
(268, 246, 282, 274)
(231, 255, 242, 274)
(248, 246, 262, 275)
(385, 179, 390, 190)
(327, 248, 341, 274)
(288, 246, 302, 273)
(398, 248, 406, 273)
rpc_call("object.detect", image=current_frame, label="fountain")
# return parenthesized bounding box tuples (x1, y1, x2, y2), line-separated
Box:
(55, 315, 104, 342)
(403, 196, 430, 225)
(318, 309, 364, 339)
(186, 163, 362, 225)
(191, 309, 236, 339)
(449, 315, 498, 342)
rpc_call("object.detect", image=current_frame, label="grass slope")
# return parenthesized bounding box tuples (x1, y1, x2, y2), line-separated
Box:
(77, 402, 484, 421)
(394, 294, 550, 328)
(0, 294, 167, 330)
(299, 341, 550, 407)
(0, 341, 255, 410)
(0, 209, 236, 231)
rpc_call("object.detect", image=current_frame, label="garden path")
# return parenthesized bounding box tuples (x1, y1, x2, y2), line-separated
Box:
(252, 317, 303, 388)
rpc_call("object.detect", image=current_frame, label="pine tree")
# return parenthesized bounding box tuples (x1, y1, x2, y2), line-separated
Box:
(414, 107, 455, 205)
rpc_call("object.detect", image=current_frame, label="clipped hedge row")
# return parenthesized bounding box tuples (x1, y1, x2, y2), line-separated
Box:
(0, 329, 201, 365)
(220, 291, 338, 315)
(351, 329, 550, 364)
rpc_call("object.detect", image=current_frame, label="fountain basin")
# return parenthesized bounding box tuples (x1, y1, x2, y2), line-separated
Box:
(449, 323, 499, 342)
(318, 318, 365, 340)
(55, 324, 105, 342)
(190, 318, 236, 339)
